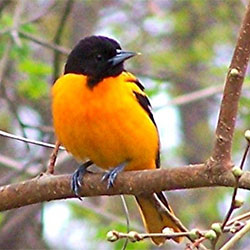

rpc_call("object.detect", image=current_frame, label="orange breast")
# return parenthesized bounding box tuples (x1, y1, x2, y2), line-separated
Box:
(52, 72, 159, 171)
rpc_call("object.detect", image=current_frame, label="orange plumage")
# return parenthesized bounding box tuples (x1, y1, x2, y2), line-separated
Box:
(52, 72, 158, 171)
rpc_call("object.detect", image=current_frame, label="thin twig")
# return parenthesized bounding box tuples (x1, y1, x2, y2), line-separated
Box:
(19, 30, 70, 54)
(107, 229, 206, 243)
(0, 130, 65, 150)
(192, 237, 206, 249)
(120, 195, 130, 250)
(227, 211, 250, 226)
(221, 189, 239, 230)
(220, 220, 250, 250)
(213, 139, 250, 249)
(47, 140, 61, 174)
(221, 142, 250, 229)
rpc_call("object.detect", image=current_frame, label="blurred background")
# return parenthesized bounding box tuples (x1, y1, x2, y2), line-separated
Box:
(0, 0, 250, 249)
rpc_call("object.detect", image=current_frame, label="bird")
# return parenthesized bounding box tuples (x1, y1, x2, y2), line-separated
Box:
(51, 35, 182, 245)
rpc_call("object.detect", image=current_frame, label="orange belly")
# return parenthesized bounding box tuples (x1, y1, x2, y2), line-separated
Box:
(52, 72, 159, 171)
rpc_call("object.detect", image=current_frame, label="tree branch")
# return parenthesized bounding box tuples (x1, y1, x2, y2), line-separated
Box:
(1, 163, 250, 212)
(211, 2, 250, 167)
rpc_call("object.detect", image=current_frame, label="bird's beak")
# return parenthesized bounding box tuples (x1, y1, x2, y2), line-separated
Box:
(108, 50, 137, 67)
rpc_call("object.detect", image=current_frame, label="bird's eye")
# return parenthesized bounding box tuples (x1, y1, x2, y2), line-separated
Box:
(96, 54, 102, 61)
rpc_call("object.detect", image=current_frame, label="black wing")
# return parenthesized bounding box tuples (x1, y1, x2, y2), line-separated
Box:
(129, 79, 160, 168)
(133, 91, 156, 126)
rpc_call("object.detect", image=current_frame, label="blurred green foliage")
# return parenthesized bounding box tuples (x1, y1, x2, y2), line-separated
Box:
(69, 202, 149, 250)
(18, 59, 51, 100)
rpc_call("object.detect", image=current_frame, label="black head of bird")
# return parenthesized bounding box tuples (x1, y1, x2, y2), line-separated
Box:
(64, 36, 137, 87)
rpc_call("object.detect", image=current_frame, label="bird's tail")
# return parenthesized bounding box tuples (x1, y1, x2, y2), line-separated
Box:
(135, 192, 183, 245)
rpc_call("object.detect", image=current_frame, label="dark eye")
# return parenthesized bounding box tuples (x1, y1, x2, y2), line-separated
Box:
(96, 54, 102, 61)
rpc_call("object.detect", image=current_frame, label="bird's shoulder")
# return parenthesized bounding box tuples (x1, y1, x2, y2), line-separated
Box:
(122, 71, 156, 127)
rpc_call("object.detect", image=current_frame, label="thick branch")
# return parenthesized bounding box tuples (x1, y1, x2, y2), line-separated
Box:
(1, 164, 250, 212)
(212, 2, 250, 167)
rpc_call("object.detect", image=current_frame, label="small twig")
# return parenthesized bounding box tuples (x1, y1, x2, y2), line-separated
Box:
(224, 221, 245, 234)
(107, 229, 194, 243)
(221, 190, 239, 230)
(19, 30, 70, 54)
(107, 228, 208, 250)
(220, 220, 250, 250)
(120, 195, 130, 250)
(192, 237, 206, 249)
(47, 141, 61, 174)
(221, 137, 250, 230)
(0, 130, 65, 150)
(210, 133, 250, 249)
(227, 211, 250, 226)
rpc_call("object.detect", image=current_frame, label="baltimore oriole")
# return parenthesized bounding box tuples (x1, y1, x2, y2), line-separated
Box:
(52, 36, 182, 245)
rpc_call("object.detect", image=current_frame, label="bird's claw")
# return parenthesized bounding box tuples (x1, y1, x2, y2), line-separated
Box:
(102, 162, 126, 189)
(71, 161, 93, 200)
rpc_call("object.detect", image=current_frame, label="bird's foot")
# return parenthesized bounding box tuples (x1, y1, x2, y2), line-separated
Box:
(71, 160, 93, 200)
(102, 162, 126, 189)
